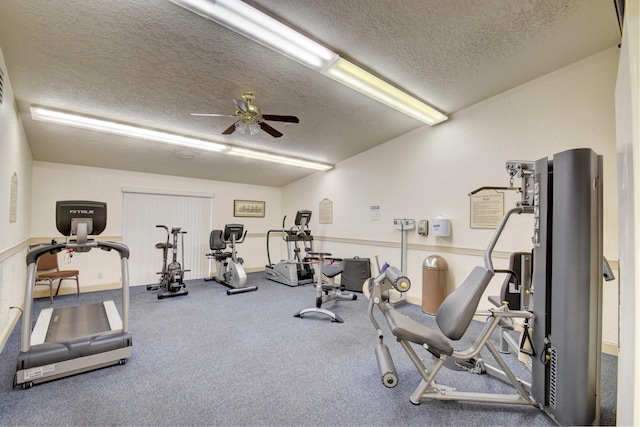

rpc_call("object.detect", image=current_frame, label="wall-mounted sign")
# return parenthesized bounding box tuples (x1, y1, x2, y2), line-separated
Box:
(319, 198, 333, 224)
(10, 172, 18, 223)
(370, 205, 380, 221)
(470, 190, 504, 229)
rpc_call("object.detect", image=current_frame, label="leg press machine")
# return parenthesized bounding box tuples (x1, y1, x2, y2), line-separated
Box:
(368, 149, 604, 426)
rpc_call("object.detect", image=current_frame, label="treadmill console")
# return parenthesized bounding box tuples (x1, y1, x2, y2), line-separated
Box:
(56, 200, 107, 236)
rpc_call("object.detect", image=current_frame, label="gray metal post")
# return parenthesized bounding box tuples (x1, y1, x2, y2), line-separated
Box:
(531, 148, 603, 426)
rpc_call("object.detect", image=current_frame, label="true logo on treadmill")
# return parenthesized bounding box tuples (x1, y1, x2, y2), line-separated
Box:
(70, 209, 94, 214)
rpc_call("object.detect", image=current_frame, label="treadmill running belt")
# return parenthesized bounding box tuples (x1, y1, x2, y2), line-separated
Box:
(45, 303, 112, 343)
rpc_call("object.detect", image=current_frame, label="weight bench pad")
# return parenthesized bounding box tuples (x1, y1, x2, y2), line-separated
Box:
(383, 303, 454, 356)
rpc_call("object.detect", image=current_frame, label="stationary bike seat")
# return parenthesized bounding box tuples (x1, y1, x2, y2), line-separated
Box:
(155, 242, 173, 249)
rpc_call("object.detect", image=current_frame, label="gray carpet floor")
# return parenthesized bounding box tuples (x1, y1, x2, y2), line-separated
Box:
(0, 273, 617, 426)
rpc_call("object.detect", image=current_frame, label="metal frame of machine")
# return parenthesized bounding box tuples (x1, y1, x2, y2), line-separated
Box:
(14, 201, 132, 388)
(265, 210, 315, 286)
(206, 223, 258, 295)
(367, 149, 604, 426)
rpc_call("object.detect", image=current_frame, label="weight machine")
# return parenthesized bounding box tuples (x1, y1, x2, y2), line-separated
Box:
(293, 252, 357, 323)
(265, 210, 315, 286)
(205, 224, 258, 295)
(367, 148, 605, 426)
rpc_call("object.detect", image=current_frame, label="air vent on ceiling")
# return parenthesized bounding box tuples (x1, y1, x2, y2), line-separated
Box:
(0, 68, 4, 106)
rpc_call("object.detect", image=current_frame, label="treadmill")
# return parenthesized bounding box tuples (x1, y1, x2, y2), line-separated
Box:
(14, 200, 132, 388)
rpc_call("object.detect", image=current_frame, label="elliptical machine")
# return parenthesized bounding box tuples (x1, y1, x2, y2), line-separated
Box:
(265, 210, 315, 286)
(205, 224, 257, 295)
(147, 225, 189, 299)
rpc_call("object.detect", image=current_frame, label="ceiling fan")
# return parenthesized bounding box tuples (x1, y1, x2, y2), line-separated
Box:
(191, 92, 299, 138)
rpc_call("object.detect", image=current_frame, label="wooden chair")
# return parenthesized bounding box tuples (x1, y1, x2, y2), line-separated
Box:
(35, 249, 80, 303)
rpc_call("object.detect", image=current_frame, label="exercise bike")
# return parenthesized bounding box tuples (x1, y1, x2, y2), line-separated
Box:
(205, 224, 257, 295)
(147, 225, 189, 299)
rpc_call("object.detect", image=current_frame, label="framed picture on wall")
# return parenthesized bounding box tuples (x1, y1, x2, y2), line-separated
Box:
(234, 200, 265, 218)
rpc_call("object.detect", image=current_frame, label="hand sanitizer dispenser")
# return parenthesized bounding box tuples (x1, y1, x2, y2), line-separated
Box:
(431, 217, 451, 237)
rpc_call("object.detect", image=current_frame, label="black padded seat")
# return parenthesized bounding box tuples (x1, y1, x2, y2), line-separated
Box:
(322, 259, 344, 278)
(214, 251, 232, 260)
(383, 303, 454, 356)
(209, 230, 231, 261)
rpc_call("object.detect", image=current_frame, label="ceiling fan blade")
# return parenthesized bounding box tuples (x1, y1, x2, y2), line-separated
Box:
(259, 122, 283, 138)
(191, 113, 236, 117)
(233, 98, 248, 112)
(262, 114, 299, 123)
(222, 121, 238, 135)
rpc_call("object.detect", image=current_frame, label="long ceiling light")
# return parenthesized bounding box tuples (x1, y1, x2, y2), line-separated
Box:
(324, 58, 447, 124)
(30, 106, 228, 153)
(30, 106, 333, 171)
(170, 0, 338, 71)
(228, 147, 332, 171)
(168, 0, 448, 126)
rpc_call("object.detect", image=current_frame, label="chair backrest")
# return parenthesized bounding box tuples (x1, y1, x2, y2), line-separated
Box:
(436, 266, 494, 340)
(209, 230, 226, 251)
(37, 251, 59, 272)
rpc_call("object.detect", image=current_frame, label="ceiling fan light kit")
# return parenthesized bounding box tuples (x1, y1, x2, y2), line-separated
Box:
(193, 91, 297, 138)
(170, 0, 447, 125)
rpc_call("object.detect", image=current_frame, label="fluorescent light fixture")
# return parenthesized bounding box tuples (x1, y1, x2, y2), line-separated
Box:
(169, 0, 338, 71)
(228, 147, 333, 171)
(30, 106, 228, 153)
(170, 0, 447, 125)
(31, 105, 333, 171)
(324, 58, 447, 125)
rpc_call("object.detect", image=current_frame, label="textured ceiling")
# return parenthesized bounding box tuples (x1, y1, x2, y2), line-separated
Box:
(0, 0, 620, 187)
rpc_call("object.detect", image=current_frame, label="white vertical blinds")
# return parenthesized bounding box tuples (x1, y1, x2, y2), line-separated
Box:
(122, 189, 213, 287)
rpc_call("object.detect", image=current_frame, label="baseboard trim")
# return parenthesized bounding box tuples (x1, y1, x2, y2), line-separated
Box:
(601, 340, 618, 356)
(0, 308, 23, 354)
(33, 282, 122, 299)
(29, 276, 621, 357)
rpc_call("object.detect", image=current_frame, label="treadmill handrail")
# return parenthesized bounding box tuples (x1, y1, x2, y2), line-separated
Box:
(21, 240, 131, 353)
(26, 243, 66, 266)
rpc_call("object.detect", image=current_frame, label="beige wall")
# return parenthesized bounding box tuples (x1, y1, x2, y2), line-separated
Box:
(0, 44, 624, 365)
(282, 47, 620, 349)
(30, 161, 284, 289)
(614, 0, 640, 424)
(0, 47, 33, 347)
